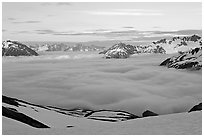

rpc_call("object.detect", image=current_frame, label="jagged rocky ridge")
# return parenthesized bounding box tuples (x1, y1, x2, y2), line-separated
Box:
(99, 43, 137, 59)
(99, 42, 165, 59)
(153, 34, 201, 45)
(2, 95, 201, 128)
(142, 110, 158, 117)
(2, 40, 38, 56)
(152, 34, 202, 54)
(160, 47, 202, 70)
(99, 34, 201, 59)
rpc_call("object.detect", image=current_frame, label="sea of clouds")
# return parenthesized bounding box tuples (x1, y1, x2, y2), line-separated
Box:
(2, 52, 202, 116)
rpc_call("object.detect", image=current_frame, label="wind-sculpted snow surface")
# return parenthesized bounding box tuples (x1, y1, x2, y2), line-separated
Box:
(160, 47, 202, 70)
(2, 40, 38, 56)
(2, 52, 201, 117)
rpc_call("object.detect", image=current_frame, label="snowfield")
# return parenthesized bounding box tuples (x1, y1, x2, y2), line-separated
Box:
(2, 51, 202, 134)
(2, 110, 202, 135)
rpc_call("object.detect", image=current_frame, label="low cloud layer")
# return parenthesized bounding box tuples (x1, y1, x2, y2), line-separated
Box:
(40, 2, 71, 6)
(2, 53, 201, 116)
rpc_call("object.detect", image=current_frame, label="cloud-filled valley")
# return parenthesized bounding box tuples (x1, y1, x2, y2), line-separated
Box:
(2, 52, 201, 116)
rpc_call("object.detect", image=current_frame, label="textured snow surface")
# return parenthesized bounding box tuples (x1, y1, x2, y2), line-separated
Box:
(2, 111, 202, 135)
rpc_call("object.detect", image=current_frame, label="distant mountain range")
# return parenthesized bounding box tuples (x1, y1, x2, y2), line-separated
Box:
(151, 34, 202, 54)
(99, 42, 166, 59)
(99, 34, 201, 59)
(30, 43, 105, 52)
(2, 34, 202, 58)
(64, 44, 105, 52)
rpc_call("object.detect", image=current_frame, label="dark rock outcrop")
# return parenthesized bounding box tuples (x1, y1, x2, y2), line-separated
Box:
(2, 95, 140, 125)
(2, 40, 38, 56)
(160, 47, 202, 70)
(188, 103, 202, 112)
(84, 110, 140, 122)
(152, 34, 202, 54)
(136, 45, 166, 54)
(2, 106, 49, 128)
(142, 110, 158, 117)
(2, 95, 20, 107)
(153, 38, 167, 44)
(155, 35, 201, 45)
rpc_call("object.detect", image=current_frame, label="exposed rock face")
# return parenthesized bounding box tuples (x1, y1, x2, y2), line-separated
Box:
(152, 34, 202, 54)
(154, 35, 201, 45)
(2, 106, 50, 128)
(153, 38, 167, 44)
(101, 34, 202, 58)
(160, 47, 202, 70)
(188, 103, 202, 112)
(101, 43, 137, 59)
(142, 110, 158, 117)
(153, 46, 166, 54)
(84, 110, 140, 122)
(139, 45, 166, 54)
(2, 40, 38, 56)
(2, 96, 49, 128)
(100, 42, 167, 59)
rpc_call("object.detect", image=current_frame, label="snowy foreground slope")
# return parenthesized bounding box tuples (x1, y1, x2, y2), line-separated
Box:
(2, 95, 202, 135)
(2, 112, 201, 135)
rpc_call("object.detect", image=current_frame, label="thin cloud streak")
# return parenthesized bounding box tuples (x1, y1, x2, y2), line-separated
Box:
(56, 2, 71, 6)
(40, 2, 71, 6)
(12, 21, 41, 24)
(88, 11, 163, 16)
(8, 17, 17, 21)
(85, 9, 163, 16)
(123, 26, 135, 29)
(32, 29, 201, 42)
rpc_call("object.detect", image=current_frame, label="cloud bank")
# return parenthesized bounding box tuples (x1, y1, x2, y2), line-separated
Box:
(2, 53, 201, 116)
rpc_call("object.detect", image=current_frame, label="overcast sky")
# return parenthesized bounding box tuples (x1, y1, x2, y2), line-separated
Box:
(2, 2, 202, 42)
